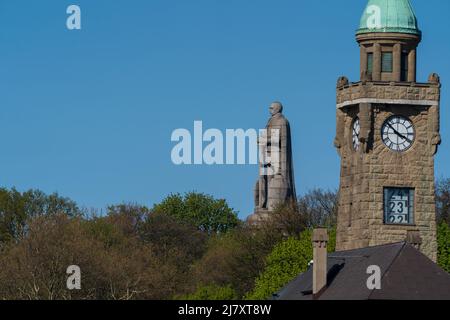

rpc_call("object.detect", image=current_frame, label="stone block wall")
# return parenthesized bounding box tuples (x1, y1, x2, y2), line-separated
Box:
(335, 81, 440, 261)
(337, 82, 440, 106)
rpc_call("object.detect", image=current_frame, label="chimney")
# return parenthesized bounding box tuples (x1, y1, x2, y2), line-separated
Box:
(406, 230, 422, 250)
(312, 228, 329, 296)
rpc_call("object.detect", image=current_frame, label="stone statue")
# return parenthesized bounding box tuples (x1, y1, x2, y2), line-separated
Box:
(428, 73, 441, 85)
(337, 76, 349, 88)
(248, 102, 297, 223)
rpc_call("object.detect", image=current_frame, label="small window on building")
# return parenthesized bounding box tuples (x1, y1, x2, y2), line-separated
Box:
(367, 53, 373, 74)
(401, 52, 409, 81)
(382, 52, 393, 73)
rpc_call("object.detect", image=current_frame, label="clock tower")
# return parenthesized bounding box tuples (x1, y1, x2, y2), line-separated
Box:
(334, 0, 441, 261)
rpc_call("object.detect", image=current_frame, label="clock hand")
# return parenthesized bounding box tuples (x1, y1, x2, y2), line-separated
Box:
(391, 126, 412, 143)
(387, 123, 412, 143)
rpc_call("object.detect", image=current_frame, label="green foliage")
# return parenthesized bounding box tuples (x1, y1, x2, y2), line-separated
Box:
(180, 284, 238, 301)
(327, 228, 336, 253)
(245, 228, 336, 300)
(0, 187, 343, 300)
(437, 222, 450, 273)
(192, 224, 285, 298)
(105, 204, 150, 237)
(82, 216, 128, 249)
(152, 192, 240, 234)
(0, 188, 81, 243)
(139, 212, 208, 265)
(436, 178, 450, 224)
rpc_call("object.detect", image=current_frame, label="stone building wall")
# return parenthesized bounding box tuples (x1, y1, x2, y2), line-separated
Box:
(337, 82, 440, 107)
(335, 81, 440, 262)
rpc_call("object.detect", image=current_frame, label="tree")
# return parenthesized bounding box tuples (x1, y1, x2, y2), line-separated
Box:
(190, 222, 285, 298)
(245, 228, 336, 300)
(152, 192, 240, 234)
(139, 212, 207, 263)
(105, 204, 149, 236)
(0, 213, 200, 300)
(87, 206, 208, 298)
(437, 222, 450, 273)
(262, 201, 307, 238)
(298, 189, 338, 228)
(435, 179, 450, 272)
(189, 189, 339, 299)
(0, 188, 81, 244)
(0, 214, 108, 299)
(436, 178, 450, 225)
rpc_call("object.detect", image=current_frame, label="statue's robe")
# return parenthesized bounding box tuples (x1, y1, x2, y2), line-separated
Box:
(254, 112, 297, 211)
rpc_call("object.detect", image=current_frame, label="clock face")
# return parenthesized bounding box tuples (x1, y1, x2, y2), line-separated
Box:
(352, 118, 361, 151)
(381, 116, 415, 152)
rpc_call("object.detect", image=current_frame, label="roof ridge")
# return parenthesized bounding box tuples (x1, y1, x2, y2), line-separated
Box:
(333, 241, 405, 255)
(367, 242, 406, 300)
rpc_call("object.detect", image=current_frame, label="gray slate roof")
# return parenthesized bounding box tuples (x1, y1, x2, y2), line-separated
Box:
(274, 242, 450, 300)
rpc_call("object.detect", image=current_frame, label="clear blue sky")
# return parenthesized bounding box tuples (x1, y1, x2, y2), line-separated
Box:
(1, 0, 449, 219)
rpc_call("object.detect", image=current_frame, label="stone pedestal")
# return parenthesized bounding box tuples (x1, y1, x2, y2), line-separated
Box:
(247, 208, 270, 225)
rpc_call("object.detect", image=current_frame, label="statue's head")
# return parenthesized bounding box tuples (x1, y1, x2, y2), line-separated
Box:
(269, 102, 283, 116)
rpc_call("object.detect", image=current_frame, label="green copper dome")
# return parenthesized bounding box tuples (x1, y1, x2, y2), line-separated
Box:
(357, 0, 421, 36)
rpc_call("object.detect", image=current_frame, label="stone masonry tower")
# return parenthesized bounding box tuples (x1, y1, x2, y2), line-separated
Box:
(334, 0, 441, 261)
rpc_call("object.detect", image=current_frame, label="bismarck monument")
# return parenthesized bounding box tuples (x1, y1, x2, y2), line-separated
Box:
(247, 102, 297, 224)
